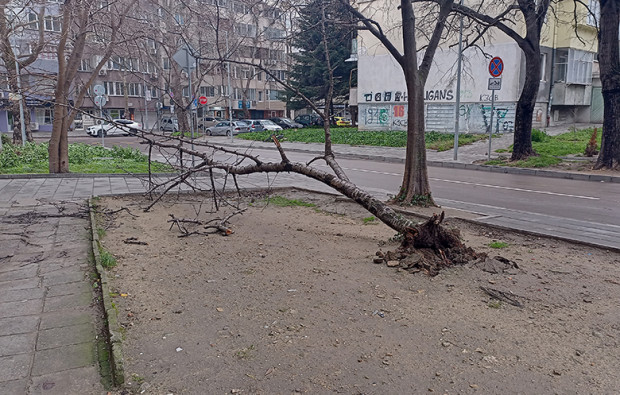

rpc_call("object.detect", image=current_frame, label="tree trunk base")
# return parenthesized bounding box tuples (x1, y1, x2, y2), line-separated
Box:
(374, 212, 479, 276)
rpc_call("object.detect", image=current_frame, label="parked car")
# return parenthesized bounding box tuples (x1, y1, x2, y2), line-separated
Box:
(242, 120, 266, 132)
(243, 119, 283, 132)
(270, 117, 303, 129)
(86, 119, 141, 137)
(333, 116, 352, 126)
(197, 116, 224, 131)
(160, 117, 179, 133)
(205, 121, 250, 136)
(294, 114, 324, 127)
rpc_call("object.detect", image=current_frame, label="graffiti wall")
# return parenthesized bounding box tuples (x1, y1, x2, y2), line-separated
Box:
(359, 101, 516, 133)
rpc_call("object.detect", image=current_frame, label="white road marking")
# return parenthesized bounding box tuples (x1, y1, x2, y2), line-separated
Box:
(430, 178, 599, 200)
(243, 155, 600, 201)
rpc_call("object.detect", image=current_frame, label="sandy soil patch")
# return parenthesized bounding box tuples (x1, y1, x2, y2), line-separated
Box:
(98, 190, 620, 394)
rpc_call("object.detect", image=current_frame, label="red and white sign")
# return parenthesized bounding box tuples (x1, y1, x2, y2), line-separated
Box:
(198, 96, 208, 105)
(488, 57, 504, 77)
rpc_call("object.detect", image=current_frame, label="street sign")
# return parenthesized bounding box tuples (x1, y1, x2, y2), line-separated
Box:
(93, 84, 105, 95)
(94, 95, 107, 107)
(238, 100, 251, 109)
(488, 78, 502, 90)
(489, 57, 504, 77)
(199, 96, 208, 105)
(172, 45, 197, 70)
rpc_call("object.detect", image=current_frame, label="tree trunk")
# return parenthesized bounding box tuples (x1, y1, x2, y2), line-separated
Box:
(594, 0, 620, 170)
(511, 45, 540, 160)
(398, 77, 433, 205)
(395, 0, 434, 205)
(49, 100, 70, 173)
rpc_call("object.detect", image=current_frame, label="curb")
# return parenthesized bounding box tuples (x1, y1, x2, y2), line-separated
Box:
(390, 206, 620, 254)
(88, 199, 125, 387)
(0, 172, 179, 179)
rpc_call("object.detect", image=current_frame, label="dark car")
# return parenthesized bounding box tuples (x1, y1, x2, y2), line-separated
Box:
(294, 114, 324, 127)
(270, 117, 303, 129)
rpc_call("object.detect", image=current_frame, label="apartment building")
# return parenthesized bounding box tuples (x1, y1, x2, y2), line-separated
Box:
(354, 0, 599, 132)
(1, 0, 290, 134)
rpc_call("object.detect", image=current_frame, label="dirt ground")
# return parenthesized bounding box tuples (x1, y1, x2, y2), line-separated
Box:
(98, 189, 620, 394)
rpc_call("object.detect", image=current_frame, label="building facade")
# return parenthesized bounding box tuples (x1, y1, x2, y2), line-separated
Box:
(354, 0, 599, 133)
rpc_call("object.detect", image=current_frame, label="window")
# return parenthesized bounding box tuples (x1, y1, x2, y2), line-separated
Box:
(554, 48, 593, 85)
(234, 23, 256, 37)
(267, 89, 281, 101)
(174, 13, 184, 25)
(233, 2, 248, 14)
(182, 87, 190, 97)
(35, 109, 53, 125)
(108, 56, 123, 70)
(44, 16, 62, 32)
(247, 88, 256, 101)
(540, 53, 547, 82)
(27, 13, 39, 30)
(265, 27, 285, 40)
(587, 0, 600, 27)
(163, 58, 171, 70)
(200, 86, 216, 96)
(105, 81, 125, 96)
(79, 58, 91, 71)
(258, 90, 263, 102)
(127, 82, 141, 97)
(241, 68, 251, 79)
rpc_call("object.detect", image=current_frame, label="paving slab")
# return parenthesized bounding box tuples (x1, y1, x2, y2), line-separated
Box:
(0, 298, 43, 319)
(29, 366, 102, 395)
(37, 322, 96, 350)
(0, 315, 40, 336)
(0, 332, 37, 356)
(31, 342, 96, 376)
(43, 291, 93, 313)
(0, 353, 31, 381)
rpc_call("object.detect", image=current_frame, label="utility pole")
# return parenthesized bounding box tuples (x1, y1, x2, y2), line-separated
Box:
(453, 0, 464, 160)
(226, 32, 233, 142)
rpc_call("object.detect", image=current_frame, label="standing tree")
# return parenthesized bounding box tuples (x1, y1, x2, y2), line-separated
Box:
(342, 0, 456, 205)
(594, 0, 620, 170)
(289, 0, 356, 119)
(452, 0, 551, 161)
(48, 0, 134, 173)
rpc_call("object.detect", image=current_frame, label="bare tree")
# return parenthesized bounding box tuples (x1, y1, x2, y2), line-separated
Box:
(0, 0, 45, 144)
(594, 0, 619, 170)
(341, 0, 457, 205)
(452, 0, 551, 161)
(48, 0, 135, 173)
(132, 0, 477, 271)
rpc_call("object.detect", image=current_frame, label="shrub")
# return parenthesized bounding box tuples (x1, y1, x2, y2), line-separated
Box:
(531, 129, 547, 142)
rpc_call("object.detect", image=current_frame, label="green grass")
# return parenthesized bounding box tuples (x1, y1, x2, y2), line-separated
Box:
(489, 241, 509, 249)
(264, 195, 316, 207)
(238, 128, 488, 151)
(487, 128, 602, 168)
(362, 216, 376, 224)
(0, 142, 173, 174)
(98, 245, 117, 268)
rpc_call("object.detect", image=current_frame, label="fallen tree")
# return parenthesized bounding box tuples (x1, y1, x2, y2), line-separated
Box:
(129, 128, 480, 274)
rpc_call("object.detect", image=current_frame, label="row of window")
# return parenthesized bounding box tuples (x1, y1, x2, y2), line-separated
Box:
(27, 14, 62, 32)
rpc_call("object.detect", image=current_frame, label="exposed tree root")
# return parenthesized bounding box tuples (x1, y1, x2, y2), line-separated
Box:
(374, 212, 480, 276)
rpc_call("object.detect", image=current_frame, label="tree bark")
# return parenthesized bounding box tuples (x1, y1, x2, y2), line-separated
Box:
(594, 0, 620, 170)
(511, 45, 540, 160)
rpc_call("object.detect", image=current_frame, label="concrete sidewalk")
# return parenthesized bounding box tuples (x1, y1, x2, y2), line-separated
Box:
(0, 200, 104, 394)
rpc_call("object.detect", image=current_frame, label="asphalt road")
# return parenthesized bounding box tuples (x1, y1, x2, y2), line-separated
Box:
(62, 134, 620, 249)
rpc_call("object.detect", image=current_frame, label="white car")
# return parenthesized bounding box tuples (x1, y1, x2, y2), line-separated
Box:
(87, 119, 142, 137)
(259, 119, 283, 132)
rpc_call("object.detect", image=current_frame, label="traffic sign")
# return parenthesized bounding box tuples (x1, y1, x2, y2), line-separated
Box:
(488, 78, 502, 90)
(94, 95, 107, 107)
(93, 84, 105, 95)
(489, 57, 504, 77)
(199, 96, 208, 105)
